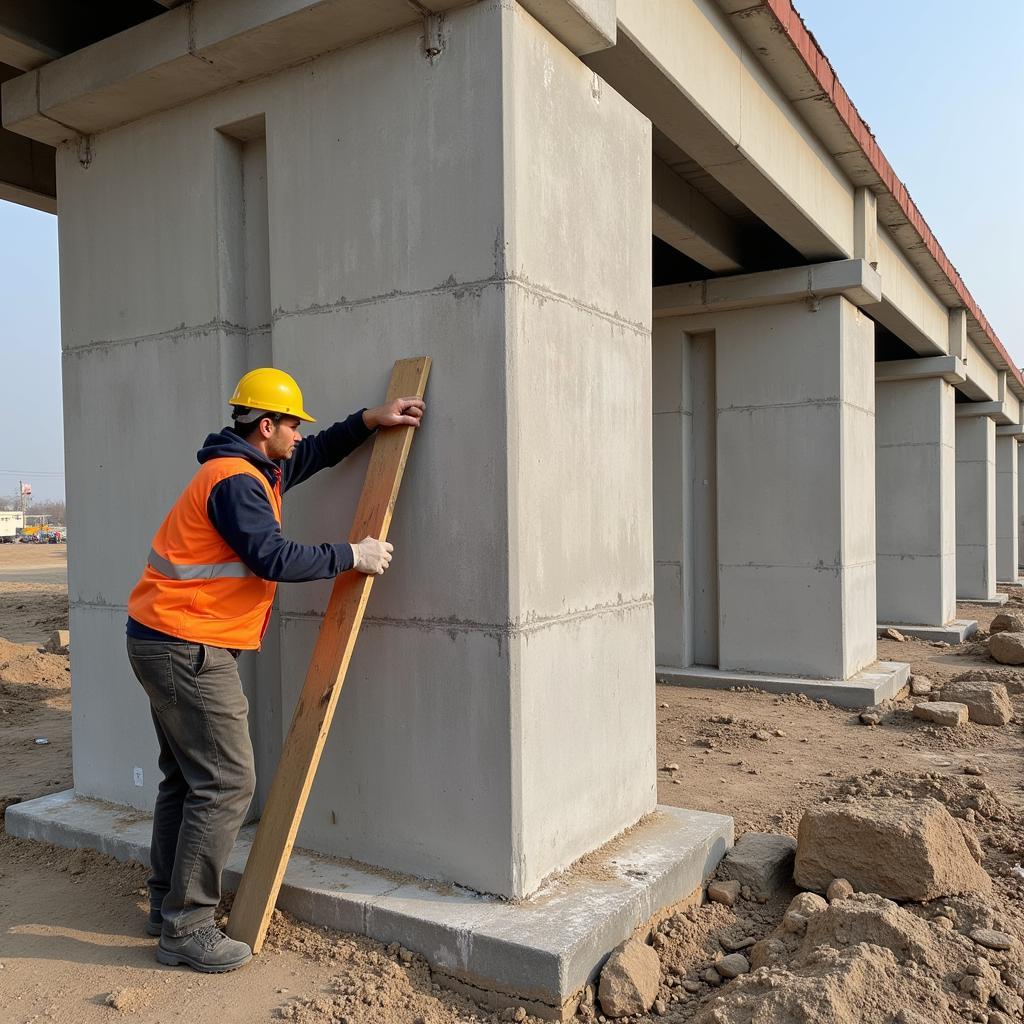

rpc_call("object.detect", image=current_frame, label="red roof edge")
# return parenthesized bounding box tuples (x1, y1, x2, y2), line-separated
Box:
(760, 0, 1022, 391)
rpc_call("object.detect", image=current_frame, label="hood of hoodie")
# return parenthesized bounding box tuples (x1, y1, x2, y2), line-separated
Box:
(197, 428, 281, 486)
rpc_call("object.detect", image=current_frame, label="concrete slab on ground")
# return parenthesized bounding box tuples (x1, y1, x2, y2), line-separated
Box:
(656, 661, 911, 709)
(5, 791, 732, 1020)
(959, 594, 1010, 607)
(877, 620, 978, 644)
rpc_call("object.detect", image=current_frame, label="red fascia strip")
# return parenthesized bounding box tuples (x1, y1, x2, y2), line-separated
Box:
(759, 0, 1021, 388)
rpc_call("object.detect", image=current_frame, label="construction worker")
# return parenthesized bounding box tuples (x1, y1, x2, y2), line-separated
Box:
(125, 367, 424, 973)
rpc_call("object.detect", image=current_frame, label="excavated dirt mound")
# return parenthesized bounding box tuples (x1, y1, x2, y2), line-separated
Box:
(0, 635, 71, 690)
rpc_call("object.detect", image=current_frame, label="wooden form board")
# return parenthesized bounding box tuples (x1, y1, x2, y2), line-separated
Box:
(227, 356, 431, 953)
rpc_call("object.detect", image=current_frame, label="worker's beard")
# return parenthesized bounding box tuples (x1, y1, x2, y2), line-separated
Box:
(268, 430, 296, 460)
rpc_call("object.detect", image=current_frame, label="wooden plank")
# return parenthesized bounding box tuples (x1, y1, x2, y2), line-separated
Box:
(227, 356, 431, 953)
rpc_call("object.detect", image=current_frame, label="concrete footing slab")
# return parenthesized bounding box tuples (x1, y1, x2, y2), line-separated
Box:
(878, 620, 978, 644)
(5, 791, 732, 1019)
(958, 593, 1010, 607)
(656, 661, 911, 709)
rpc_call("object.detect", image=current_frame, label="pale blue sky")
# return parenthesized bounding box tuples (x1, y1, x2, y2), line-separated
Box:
(0, 0, 1020, 502)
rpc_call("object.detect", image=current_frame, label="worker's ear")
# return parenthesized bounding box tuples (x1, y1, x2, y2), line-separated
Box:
(258, 416, 275, 439)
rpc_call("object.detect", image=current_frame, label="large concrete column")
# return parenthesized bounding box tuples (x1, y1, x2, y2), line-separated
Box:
(51, 2, 659, 901)
(651, 261, 906, 699)
(996, 430, 1021, 583)
(874, 362, 961, 633)
(1018, 441, 1024, 571)
(956, 412, 999, 601)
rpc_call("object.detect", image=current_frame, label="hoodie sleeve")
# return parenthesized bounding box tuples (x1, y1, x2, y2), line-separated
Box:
(282, 411, 374, 493)
(207, 474, 354, 581)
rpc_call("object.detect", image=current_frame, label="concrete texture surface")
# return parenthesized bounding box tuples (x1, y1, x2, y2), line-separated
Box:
(956, 415, 998, 601)
(52, 1, 657, 901)
(656, 661, 911, 710)
(875, 376, 957, 627)
(996, 435, 1020, 584)
(6, 791, 733, 1019)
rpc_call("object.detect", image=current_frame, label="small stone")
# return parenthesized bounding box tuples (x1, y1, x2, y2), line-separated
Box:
(912, 701, 969, 727)
(662, 763, 680, 772)
(970, 928, 1015, 950)
(773, 729, 785, 737)
(993, 990, 1024, 1015)
(598, 938, 661, 1017)
(702, 968, 722, 986)
(909, 676, 933, 696)
(659, 702, 669, 708)
(44, 629, 70, 654)
(859, 711, 881, 726)
(826, 878, 854, 902)
(715, 954, 750, 979)
(884, 627, 906, 642)
(398, 947, 414, 965)
(681, 980, 701, 993)
(933, 915, 954, 931)
(752, 730, 771, 741)
(707, 880, 741, 907)
(749, 938, 786, 970)
(719, 832, 796, 901)
(653, 999, 668, 1016)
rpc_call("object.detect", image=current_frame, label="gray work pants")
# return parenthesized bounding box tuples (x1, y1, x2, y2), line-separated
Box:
(126, 637, 256, 937)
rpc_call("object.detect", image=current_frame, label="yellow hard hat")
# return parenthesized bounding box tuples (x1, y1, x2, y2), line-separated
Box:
(229, 367, 316, 422)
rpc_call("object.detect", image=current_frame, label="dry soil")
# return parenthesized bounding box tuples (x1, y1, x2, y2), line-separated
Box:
(2, 543, 1022, 1023)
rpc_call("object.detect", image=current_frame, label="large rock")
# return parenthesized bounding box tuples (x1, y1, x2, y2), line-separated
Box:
(597, 938, 660, 1018)
(940, 680, 1013, 725)
(718, 832, 796, 901)
(794, 798, 993, 901)
(990, 612, 1024, 634)
(989, 631, 1024, 665)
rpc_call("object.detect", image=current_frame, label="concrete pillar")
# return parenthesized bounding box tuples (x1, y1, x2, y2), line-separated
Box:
(956, 414, 998, 600)
(712, 296, 876, 680)
(1018, 442, 1024, 571)
(55, 1, 654, 900)
(875, 375, 956, 627)
(653, 261, 883, 685)
(996, 433, 1021, 583)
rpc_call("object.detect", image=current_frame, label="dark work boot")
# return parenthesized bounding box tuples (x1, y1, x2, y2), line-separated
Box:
(156, 925, 252, 973)
(146, 907, 163, 937)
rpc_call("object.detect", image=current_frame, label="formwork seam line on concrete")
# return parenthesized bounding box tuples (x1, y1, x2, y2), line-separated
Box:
(719, 399, 874, 418)
(280, 596, 655, 639)
(272, 273, 652, 337)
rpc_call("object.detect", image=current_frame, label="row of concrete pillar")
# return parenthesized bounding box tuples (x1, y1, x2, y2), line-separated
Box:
(653, 278, 1021, 686)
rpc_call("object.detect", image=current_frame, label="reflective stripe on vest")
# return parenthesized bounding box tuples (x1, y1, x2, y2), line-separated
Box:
(147, 547, 253, 581)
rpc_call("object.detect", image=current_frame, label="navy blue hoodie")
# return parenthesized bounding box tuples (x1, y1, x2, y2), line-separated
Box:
(127, 411, 373, 644)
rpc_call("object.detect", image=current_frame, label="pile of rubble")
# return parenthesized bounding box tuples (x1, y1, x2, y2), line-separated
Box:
(591, 777, 1023, 1023)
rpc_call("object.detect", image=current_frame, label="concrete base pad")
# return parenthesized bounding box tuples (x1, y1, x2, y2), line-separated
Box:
(656, 661, 911, 709)
(958, 593, 1010, 607)
(5, 791, 732, 1019)
(878, 620, 978, 644)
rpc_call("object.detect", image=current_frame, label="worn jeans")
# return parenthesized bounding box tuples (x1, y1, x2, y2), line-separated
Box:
(126, 637, 256, 937)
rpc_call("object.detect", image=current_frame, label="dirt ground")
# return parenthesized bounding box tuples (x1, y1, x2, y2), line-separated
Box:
(2, 540, 1023, 1023)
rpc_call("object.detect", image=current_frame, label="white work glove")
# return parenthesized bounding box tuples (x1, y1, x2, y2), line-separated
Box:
(350, 536, 393, 575)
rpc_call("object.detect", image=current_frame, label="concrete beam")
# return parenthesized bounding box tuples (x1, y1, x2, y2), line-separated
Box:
(653, 259, 880, 319)
(651, 156, 743, 273)
(2, 0, 473, 144)
(584, 4, 853, 262)
(874, 357, 965, 386)
(518, 0, 616, 55)
(956, 401, 1013, 426)
(0, 64, 55, 211)
(996, 425, 1024, 440)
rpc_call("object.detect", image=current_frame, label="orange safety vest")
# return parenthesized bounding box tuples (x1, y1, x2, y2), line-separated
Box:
(127, 458, 282, 650)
